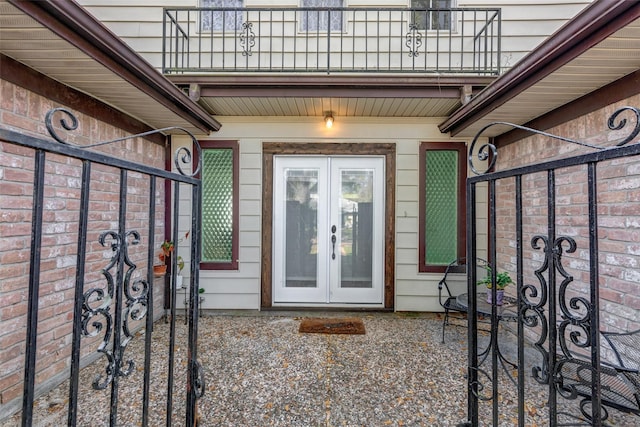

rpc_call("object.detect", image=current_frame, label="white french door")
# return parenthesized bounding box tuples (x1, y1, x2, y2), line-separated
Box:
(273, 156, 385, 305)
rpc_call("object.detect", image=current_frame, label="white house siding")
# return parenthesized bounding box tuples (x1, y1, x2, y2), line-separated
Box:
(73, 0, 589, 311)
(172, 117, 488, 311)
(171, 135, 262, 310)
(78, 0, 593, 72)
(462, 0, 593, 69)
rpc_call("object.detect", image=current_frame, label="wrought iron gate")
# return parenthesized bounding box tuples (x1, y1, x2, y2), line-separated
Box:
(0, 108, 204, 426)
(464, 106, 640, 426)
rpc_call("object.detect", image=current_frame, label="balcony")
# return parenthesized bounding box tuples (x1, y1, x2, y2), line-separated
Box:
(163, 6, 501, 75)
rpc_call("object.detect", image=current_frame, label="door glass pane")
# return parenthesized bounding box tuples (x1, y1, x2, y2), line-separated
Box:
(285, 169, 318, 288)
(339, 169, 373, 288)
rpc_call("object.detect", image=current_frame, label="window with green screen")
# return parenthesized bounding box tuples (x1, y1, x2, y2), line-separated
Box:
(201, 141, 238, 270)
(419, 142, 466, 272)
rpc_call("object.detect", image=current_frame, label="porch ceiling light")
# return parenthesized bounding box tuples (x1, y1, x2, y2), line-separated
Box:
(324, 112, 334, 128)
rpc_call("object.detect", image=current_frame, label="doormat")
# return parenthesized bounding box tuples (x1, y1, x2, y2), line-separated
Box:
(298, 317, 366, 335)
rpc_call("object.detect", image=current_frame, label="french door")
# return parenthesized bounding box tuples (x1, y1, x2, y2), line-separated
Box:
(273, 156, 385, 305)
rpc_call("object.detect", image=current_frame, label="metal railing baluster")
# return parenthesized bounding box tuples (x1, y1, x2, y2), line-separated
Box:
(162, 6, 501, 75)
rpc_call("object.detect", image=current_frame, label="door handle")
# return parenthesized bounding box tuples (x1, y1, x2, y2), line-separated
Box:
(331, 225, 337, 259)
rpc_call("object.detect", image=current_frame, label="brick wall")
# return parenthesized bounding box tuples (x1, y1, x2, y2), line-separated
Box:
(493, 95, 640, 339)
(0, 79, 169, 413)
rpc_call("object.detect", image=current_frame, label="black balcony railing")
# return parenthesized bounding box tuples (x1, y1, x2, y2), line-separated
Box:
(163, 7, 501, 75)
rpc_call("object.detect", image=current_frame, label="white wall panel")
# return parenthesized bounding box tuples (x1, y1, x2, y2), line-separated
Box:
(169, 117, 489, 311)
(79, 0, 592, 71)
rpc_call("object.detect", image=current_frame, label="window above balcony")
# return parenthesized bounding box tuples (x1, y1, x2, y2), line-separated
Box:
(200, 0, 244, 32)
(411, 0, 455, 31)
(300, 0, 344, 32)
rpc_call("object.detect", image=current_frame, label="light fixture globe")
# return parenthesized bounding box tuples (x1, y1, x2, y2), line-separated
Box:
(324, 113, 334, 128)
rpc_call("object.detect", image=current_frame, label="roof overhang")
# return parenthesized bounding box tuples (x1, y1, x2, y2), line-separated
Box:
(439, 0, 640, 139)
(0, 0, 221, 135)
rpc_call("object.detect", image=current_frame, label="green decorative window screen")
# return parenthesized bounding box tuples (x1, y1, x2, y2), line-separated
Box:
(425, 150, 458, 264)
(201, 141, 238, 269)
(419, 142, 466, 272)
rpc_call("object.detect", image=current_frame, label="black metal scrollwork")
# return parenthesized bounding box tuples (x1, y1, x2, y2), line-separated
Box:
(84, 231, 120, 389)
(118, 231, 145, 378)
(609, 106, 640, 146)
(45, 108, 78, 143)
(84, 230, 148, 389)
(44, 108, 203, 177)
(192, 360, 206, 399)
(527, 235, 551, 384)
(174, 143, 202, 177)
(527, 235, 579, 386)
(469, 366, 494, 402)
(240, 22, 255, 56)
(468, 106, 640, 175)
(405, 23, 423, 57)
(553, 236, 592, 360)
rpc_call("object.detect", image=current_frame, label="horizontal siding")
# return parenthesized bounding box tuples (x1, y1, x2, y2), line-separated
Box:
(177, 293, 260, 310)
(396, 248, 417, 265)
(198, 277, 259, 294)
(396, 231, 417, 249)
(396, 296, 442, 312)
(79, 0, 592, 71)
(396, 201, 418, 218)
(461, 0, 592, 67)
(397, 275, 459, 296)
(172, 131, 263, 310)
(171, 116, 491, 311)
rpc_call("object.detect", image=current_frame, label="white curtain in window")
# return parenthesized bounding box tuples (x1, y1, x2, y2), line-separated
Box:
(201, 0, 244, 32)
(300, 0, 344, 32)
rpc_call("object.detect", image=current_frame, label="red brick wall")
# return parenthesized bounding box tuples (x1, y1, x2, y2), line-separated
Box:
(0, 79, 168, 410)
(493, 95, 640, 338)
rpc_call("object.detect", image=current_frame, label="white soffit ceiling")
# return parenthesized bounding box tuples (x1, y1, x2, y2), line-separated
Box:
(0, 1, 205, 135)
(454, 17, 640, 138)
(199, 96, 461, 118)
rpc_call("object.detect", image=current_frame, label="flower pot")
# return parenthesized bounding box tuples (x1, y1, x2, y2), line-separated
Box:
(175, 275, 183, 289)
(153, 265, 167, 276)
(486, 289, 505, 305)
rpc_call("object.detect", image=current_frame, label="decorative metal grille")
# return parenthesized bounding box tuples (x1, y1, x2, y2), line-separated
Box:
(202, 148, 234, 263)
(425, 150, 459, 265)
(464, 106, 640, 426)
(4, 108, 204, 426)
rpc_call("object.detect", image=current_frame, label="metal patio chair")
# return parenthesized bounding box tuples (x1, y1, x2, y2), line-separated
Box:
(438, 257, 469, 343)
(555, 329, 640, 422)
(438, 257, 490, 343)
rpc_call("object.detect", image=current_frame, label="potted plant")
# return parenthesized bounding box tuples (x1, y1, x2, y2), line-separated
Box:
(477, 266, 513, 305)
(155, 231, 189, 281)
(153, 263, 167, 276)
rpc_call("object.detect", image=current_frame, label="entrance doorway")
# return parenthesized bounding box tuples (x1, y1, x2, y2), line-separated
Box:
(273, 156, 385, 304)
(261, 142, 395, 309)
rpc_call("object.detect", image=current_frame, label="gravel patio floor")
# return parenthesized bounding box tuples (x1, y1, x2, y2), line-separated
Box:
(2, 311, 638, 426)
